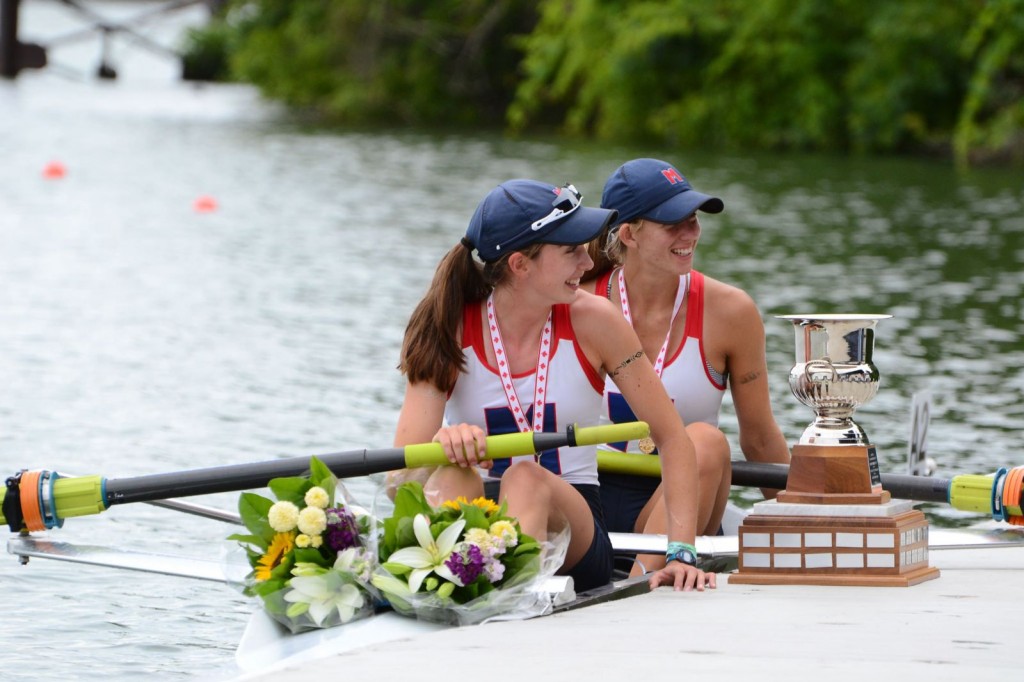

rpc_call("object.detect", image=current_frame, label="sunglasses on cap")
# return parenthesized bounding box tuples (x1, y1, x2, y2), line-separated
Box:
(530, 183, 582, 230)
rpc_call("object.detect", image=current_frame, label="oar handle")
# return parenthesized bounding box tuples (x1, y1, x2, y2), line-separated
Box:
(596, 451, 1024, 522)
(2, 422, 651, 533)
(404, 421, 652, 468)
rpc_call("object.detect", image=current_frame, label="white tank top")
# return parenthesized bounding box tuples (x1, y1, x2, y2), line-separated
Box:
(595, 269, 727, 454)
(445, 301, 605, 485)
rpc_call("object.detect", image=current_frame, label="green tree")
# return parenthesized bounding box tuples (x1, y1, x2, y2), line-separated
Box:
(214, 0, 538, 126)
(955, 0, 1024, 165)
(184, 0, 1024, 164)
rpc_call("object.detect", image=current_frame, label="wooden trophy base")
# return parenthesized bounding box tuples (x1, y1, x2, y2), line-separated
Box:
(730, 442, 939, 587)
(775, 444, 890, 505)
(728, 501, 940, 587)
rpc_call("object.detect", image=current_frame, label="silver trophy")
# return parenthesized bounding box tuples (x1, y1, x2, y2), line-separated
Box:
(779, 314, 892, 447)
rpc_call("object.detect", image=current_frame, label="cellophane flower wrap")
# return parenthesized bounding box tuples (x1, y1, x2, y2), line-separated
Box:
(371, 481, 569, 626)
(229, 456, 381, 634)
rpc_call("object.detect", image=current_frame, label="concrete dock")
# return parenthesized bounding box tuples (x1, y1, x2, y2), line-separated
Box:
(237, 542, 1023, 681)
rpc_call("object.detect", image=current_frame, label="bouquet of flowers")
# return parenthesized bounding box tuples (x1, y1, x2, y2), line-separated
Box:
(229, 457, 380, 633)
(371, 481, 568, 626)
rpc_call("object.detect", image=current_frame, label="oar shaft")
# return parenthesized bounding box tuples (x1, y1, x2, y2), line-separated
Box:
(731, 463, 953, 504)
(597, 452, 956, 503)
(105, 447, 406, 505)
(3, 421, 651, 532)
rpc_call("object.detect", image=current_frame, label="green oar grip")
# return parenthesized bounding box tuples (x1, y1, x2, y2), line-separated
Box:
(574, 422, 650, 447)
(0, 473, 106, 532)
(948, 473, 997, 516)
(403, 432, 539, 468)
(51, 475, 108, 521)
(403, 421, 651, 468)
(597, 451, 662, 477)
(950, 467, 1024, 523)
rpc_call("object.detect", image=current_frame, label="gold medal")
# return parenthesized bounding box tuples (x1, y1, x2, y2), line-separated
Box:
(638, 437, 656, 454)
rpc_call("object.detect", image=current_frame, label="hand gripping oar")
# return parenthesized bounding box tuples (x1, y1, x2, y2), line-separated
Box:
(596, 451, 1024, 525)
(0, 421, 650, 533)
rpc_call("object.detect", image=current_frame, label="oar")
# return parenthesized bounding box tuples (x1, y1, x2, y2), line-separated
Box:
(1, 421, 650, 533)
(597, 451, 1024, 525)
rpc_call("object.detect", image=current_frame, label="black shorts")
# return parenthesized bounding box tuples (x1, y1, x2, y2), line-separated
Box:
(598, 473, 659, 533)
(483, 480, 613, 592)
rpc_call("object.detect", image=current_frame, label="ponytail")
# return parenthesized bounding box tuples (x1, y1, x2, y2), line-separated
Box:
(399, 241, 541, 392)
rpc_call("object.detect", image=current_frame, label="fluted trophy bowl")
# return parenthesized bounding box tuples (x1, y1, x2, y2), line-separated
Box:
(778, 314, 892, 447)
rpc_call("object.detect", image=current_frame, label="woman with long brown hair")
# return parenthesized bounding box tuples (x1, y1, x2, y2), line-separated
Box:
(387, 178, 715, 592)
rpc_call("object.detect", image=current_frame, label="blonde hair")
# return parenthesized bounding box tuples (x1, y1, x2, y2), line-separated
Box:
(584, 219, 642, 280)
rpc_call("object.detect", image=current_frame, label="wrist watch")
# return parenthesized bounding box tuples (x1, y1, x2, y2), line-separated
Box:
(665, 545, 698, 567)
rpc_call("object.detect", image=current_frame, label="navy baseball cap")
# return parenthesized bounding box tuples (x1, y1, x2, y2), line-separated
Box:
(465, 179, 618, 263)
(601, 158, 724, 226)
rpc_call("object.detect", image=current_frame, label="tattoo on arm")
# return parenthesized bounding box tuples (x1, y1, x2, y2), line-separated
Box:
(610, 350, 644, 378)
(737, 370, 762, 385)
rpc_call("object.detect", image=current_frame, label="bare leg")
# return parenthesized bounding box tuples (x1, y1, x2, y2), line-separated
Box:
(423, 465, 484, 508)
(688, 422, 732, 534)
(629, 423, 731, 576)
(498, 461, 597, 572)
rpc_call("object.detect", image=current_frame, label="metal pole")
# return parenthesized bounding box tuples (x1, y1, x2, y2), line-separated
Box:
(0, 0, 19, 78)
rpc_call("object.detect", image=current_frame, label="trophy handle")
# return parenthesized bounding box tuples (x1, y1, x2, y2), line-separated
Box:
(803, 358, 838, 383)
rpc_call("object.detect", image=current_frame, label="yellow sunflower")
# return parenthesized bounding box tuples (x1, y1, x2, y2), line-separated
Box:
(470, 496, 500, 514)
(441, 496, 470, 511)
(255, 531, 295, 581)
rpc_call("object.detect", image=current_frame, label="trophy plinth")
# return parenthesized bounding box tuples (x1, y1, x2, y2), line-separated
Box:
(729, 314, 939, 587)
(777, 444, 891, 505)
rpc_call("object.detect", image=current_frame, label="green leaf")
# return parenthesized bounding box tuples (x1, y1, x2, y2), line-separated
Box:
(237, 492, 275, 541)
(392, 482, 432, 518)
(513, 539, 541, 556)
(253, 577, 286, 598)
(293, 547, 329, 567)
(268, 476, 311, 504)
(227, 532, 268, 552)
(265, 551, 295, 582)
(459, 503, 487, 530)
(308, 456, 338, 501)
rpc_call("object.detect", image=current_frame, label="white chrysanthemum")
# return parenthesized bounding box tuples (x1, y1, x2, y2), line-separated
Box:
(464, 527, 494, 552)
(304, 486, 330, 509)
(268, 501, 300, 532)
(298, 505, 328, 536)
(295, 534, 312, 548)
(489, 520, 518, 549)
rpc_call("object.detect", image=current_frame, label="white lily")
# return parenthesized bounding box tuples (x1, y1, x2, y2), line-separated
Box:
(386, 514, 466, 593)
(284, 566, 366, 626)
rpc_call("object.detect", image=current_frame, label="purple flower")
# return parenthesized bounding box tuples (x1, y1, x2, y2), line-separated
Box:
(444, 543, 485, 586)
(324, 506, 361, 552)
(483, 557, 505, 583)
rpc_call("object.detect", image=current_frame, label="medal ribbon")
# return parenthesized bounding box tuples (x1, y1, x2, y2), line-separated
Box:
(617, 269, 689, 377)
(486, 294, 553, 433)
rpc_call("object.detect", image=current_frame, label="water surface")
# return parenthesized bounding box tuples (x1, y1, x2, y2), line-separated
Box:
(2, 2, 1023, 679)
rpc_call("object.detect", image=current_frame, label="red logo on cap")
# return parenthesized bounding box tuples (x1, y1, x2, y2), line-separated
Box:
(661, 168, 685, 185)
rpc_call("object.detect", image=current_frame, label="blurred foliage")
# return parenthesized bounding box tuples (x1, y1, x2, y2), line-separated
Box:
(185, 0, 538, 126)
(954, 0, 1024, 165)
(183, 0, 1024, 165)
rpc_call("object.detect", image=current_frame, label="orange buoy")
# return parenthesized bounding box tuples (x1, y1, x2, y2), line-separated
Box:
(42, 161, 67, 180)
(193, 195, 218, 213)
